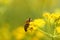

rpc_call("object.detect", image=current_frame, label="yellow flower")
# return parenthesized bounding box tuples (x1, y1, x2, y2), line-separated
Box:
(55, 27, 60, 33)
(50, 13, 60, 24)
(43, 12, 51, 19)
(49, 13, 56, 23)
(43, 12, 52, 23)
(43, 12, 60, 23)
(27, 19, 46, 33)
(51, 13, 60, 18)
(12, 26, 26, 40)
(33, 19, 46, 27)
(29, 22, 38, 30)
(27, 22, 37, 34)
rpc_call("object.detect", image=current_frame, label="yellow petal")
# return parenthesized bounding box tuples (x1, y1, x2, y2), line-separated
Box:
(43, 12, 50, 19)
(12, 26, 25, 39)
(33, 19, 46, 27)
(55, 27, 60, 33)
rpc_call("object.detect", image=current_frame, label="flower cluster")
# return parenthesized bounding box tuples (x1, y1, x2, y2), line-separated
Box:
(27, 19, 46, 32)
(27, 10, 60, 39)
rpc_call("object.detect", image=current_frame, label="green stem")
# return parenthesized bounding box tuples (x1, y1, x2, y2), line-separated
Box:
(38, 28, 53, 37)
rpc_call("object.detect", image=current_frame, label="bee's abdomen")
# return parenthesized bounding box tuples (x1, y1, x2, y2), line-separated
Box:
(24, 24, 29, 32)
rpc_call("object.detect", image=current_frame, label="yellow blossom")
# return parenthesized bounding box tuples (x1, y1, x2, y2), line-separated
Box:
(27, 19, 46, 33)
(51, 13, 60, 18)
(43, 12, 60, 23)
(29, 22, 38, 30)
(27, 22, 37, 34)
(49, 13, 57, 23)
(55, 27, 60, 33)
(43, 12, 52, 23)
(33, 19, 46, 27)
(12, 26, 26, 40)
(43, 12, 51, 19)
(50, 13, 60, 24)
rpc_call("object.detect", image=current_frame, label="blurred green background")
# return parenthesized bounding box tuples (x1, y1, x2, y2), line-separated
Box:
(0, 0, 60, 29)
(0, 0, 60, 40)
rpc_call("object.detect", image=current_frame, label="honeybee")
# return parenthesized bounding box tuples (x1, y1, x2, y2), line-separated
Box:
(24, 18, 31, 32)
